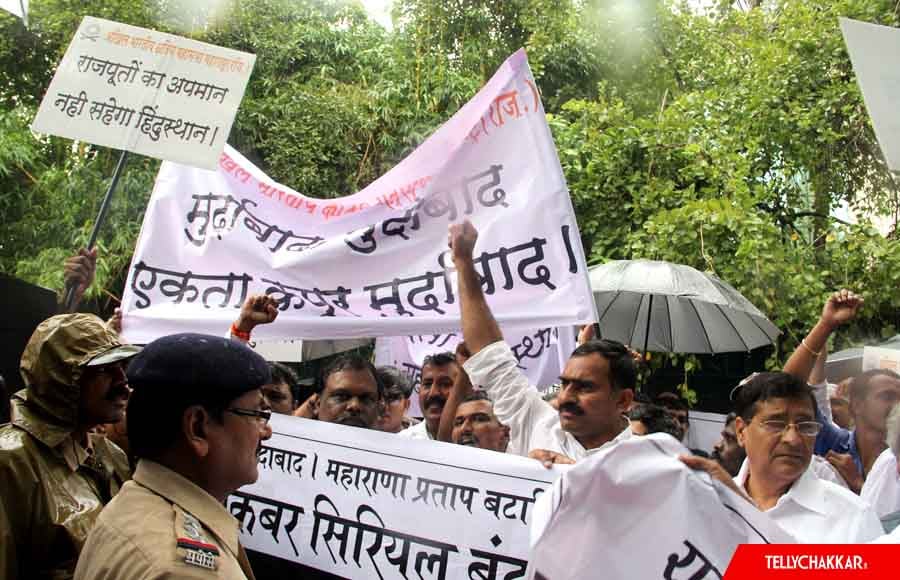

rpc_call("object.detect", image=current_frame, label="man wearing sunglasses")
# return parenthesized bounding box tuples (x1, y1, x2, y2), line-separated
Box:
(74, 333, 272, 579)
(732, 372, 882, 543)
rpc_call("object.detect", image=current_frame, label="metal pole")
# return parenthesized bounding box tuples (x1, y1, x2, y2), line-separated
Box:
(63, 150, 129, 312)
(640, 294, 654, 392)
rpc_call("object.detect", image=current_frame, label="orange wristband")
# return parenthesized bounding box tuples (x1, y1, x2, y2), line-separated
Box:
(230, 323, 251, 341)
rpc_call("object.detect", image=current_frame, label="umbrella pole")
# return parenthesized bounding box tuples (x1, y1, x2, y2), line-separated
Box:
(62, 149, 130, 312)
(640, 294, 653, 392)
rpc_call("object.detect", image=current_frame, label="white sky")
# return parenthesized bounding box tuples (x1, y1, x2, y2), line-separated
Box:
(360, 0, 393, 29)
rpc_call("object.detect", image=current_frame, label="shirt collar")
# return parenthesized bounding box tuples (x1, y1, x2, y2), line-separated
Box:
(734, 458, 827, 515)
(133, 459, 240, 556)
(59, 433, 94, 472)
(582, 418, 634, 456)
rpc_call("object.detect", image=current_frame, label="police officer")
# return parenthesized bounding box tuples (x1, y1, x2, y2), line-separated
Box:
(0, 313, 138, 579)
(74, 333, 273, 579)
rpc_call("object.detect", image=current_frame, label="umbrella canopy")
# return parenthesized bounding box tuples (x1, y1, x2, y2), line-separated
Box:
(589, 260, 780, 354)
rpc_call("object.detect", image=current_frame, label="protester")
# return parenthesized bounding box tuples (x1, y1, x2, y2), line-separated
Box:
(450, 390, 511, 453)
(628, 403, 683, 440)
(821, 369, 900, 492)
(860, 403, 900, 526)
(61, 247, 97, 312)
(783, 290, 900, 492)
(731, 371, 882, 542)
(263, 361, 301, 415)
(449, 221, 635, 465)
(830, 394, 853, 430)
(228, 293, 279, 343)
(830, 378, 854, 429)
(0, 314, 139, 579)
(654, 391, 690, 442)
(398, 351, 458, 440)
(711, 412, 745, 477)
(73, 333, 271, 579)
(376, 365, 418, 433)
(308, 353, 383, 429)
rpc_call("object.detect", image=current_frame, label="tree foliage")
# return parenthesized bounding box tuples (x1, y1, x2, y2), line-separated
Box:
(0, 0, 898, 366)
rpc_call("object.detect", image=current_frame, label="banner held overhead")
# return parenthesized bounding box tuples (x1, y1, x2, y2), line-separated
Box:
(120, 49, 596, 343)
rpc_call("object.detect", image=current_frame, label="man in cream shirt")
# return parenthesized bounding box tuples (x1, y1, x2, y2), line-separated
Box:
(448, 221, 635, 465)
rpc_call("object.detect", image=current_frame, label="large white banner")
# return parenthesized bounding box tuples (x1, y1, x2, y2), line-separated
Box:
(840, 18, 900, 173)
(529, 435, 794, 580)
(228, 414, 561, 579)
(119, 49, 595, 344)
(32, 16, 255, 169)
(375, 327, 575, 417)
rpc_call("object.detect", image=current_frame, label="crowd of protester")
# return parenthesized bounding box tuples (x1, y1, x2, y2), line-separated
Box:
(1, 221, 899, 580)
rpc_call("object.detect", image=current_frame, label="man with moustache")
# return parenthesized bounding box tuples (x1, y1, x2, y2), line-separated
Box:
(73, 333, 272, 579)
(309, 353, 384, 429)
(399, 351, 458, 440)
(731, 372, 882, 542)
(0, 314, 139, 579)
(451, 390, 510, 453)
(711, 412, 746, 477)
(448, 221, 636, 465)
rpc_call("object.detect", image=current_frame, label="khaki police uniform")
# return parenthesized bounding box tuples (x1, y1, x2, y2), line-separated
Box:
(74, 459, 256, 580)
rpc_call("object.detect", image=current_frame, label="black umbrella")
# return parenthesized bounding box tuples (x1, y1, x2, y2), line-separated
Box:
(589, 260, 780, 354)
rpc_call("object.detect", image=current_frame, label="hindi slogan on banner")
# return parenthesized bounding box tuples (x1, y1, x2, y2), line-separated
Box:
(375, 326, 575, 417)
(32, 16, 255, 169)
(120, 49, 595, 343)
(229, 415, 560, 579)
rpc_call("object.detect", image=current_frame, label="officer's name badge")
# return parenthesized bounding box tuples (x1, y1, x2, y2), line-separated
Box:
(177, 538, 219, 570)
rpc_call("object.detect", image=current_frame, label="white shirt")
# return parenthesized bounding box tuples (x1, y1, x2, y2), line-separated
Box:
(860, 448, 900, 518)
(810, 454, 850, 489)
(870, 525, 900, 543)
(465, 340, 628, 460)
(397, 419, 432, 440)
(734, 459, 883, 543)
(529, 425, 633, 546)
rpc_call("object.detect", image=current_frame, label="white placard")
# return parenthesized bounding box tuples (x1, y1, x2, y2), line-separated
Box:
(529, 435, 795, 580)
(32, 16, 255, 169)
(840, 18, 900, 173)
(0, 0, 26, 19)
(862, 346, 900, 373)
(229, 414, 562, 579)
(119, 49, 596, 343)
(375, 327, 575, 417)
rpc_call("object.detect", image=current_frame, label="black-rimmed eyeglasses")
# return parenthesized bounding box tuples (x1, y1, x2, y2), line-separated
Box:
(226, 408, 272, 424)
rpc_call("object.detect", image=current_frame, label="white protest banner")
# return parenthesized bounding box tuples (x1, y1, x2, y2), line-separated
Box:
(31, 16, 254, 170)
(0, 0, 26, 20)
(120, 49, 595, 343)
(375, 327, 575, 417)
(862, 346, 900, 373)
(228, 414, 561, 579)
(529, 435, 795, 580)
(840, 18, 900, 173)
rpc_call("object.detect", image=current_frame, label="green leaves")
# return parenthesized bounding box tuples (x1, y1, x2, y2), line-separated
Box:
(0, 0, 896, 358)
